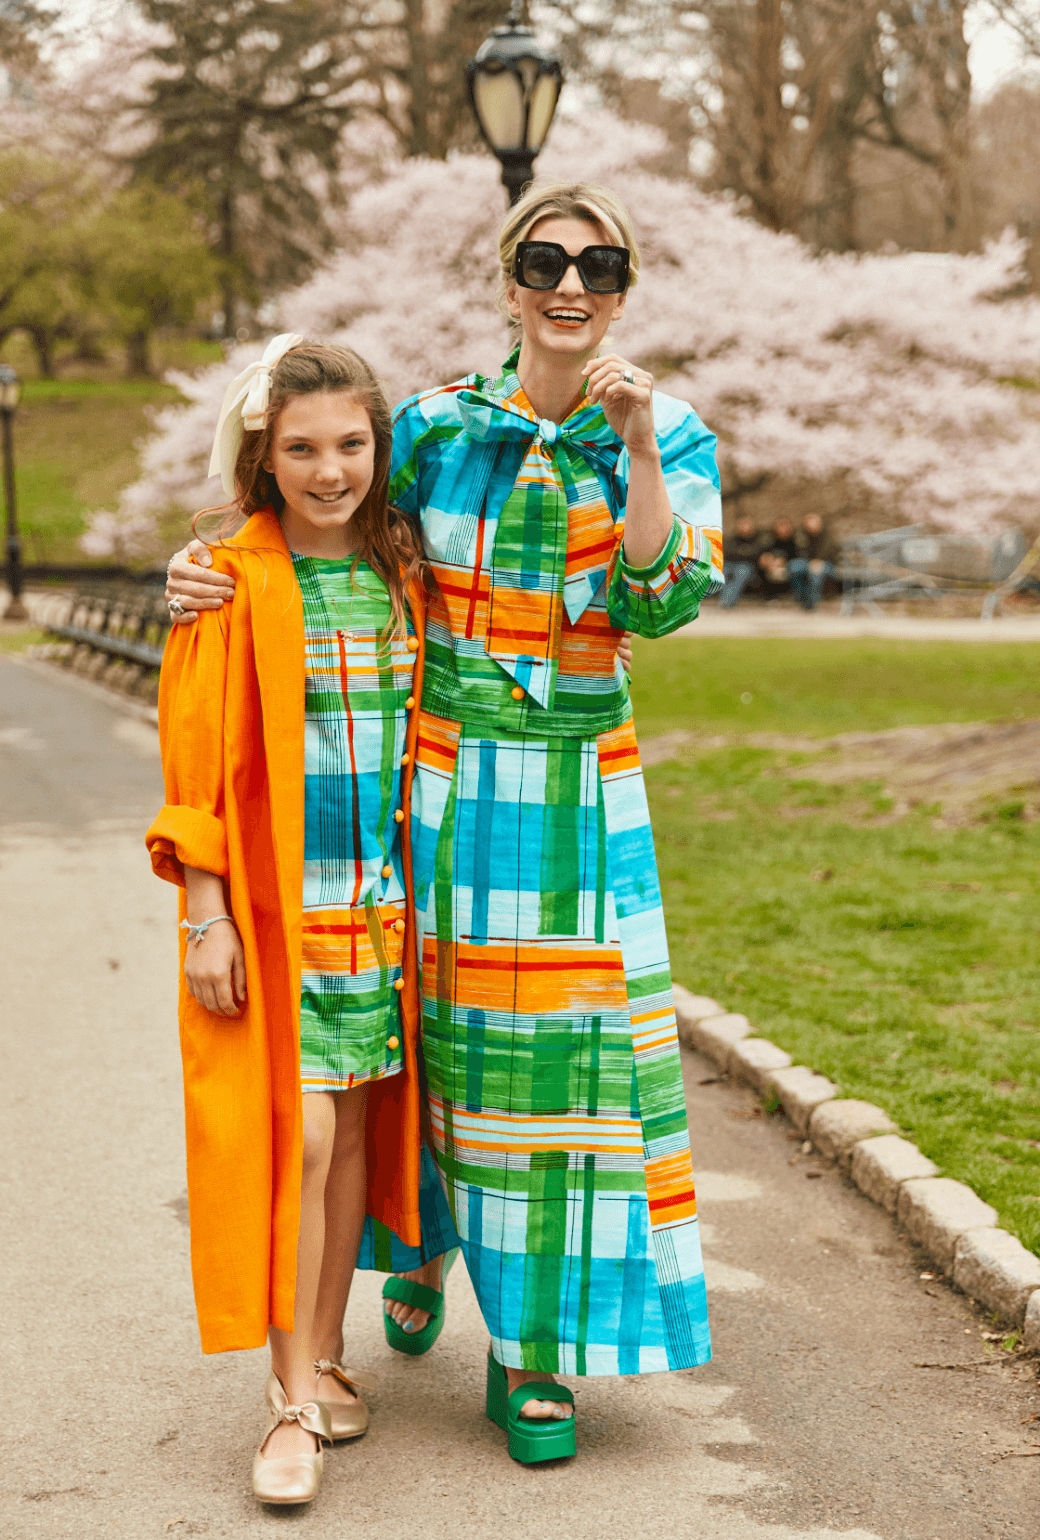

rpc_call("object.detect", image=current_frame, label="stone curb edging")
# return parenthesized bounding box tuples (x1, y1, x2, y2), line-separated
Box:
(674, 985, 1040, 1347)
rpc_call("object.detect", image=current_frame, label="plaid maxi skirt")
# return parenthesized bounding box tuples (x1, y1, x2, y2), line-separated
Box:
(405, 709, 711, 1377)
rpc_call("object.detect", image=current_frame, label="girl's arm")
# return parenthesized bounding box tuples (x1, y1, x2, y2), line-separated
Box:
(183, 865, 246, 1018)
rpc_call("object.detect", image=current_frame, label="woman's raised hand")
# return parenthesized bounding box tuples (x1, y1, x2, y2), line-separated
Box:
(166, 540, 236, 624)
(582, 353, 657, 460)
(184, 919, 247, 1018)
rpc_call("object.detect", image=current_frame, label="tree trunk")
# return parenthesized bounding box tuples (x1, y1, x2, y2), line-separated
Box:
(752, 0, 786, 230)
(220, 186, 236, 340)
(404, 0, 430, 158)
(126, 328, 153, 377)
(813, 130, 856, 251)
(28, 325, 55, 377)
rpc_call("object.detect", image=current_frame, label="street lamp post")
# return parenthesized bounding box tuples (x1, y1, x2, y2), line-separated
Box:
(0, 365, 26, 623)
(466, 1, 564, 206)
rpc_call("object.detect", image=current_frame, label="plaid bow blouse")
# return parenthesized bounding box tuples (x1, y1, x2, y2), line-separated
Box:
(389, 346, 724, 738)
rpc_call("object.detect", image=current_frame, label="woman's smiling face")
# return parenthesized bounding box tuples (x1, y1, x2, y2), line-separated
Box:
(506, 215, 627, 361)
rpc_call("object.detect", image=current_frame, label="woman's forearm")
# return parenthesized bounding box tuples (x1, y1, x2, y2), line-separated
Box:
(622, 447, 673, 570)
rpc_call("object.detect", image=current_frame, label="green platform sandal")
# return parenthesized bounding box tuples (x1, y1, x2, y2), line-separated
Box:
(382, 1247, 459, 1357)
(485, 1351, 576, 1464)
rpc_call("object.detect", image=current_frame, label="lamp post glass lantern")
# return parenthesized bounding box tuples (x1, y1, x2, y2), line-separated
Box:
(467, 1, 563, 206)
(0, 363, 27, 622)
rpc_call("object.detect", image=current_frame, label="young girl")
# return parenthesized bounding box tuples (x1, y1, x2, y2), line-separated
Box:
(147, 336, 453, 1505)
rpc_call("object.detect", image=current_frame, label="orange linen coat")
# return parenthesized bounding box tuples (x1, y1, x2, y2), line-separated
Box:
(146, 509, 426, 1353)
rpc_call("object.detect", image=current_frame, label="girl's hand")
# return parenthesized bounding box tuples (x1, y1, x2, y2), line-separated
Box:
(184, 919, 247, 1018)
(166, 540, 236, 625)
(616, 631, 633, 674)
(582, 354, 658, 460)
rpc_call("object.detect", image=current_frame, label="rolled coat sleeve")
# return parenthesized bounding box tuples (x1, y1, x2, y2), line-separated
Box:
(146, 604, 231, 886)
(606, 395, 725, 638)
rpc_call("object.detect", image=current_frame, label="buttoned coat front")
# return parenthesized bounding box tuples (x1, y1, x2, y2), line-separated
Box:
(146, 510, 427, 1353)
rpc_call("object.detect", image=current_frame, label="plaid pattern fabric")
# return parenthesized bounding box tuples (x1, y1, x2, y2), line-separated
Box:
(295, 555, 417, 1091)
(410, 710, 711, 1376)
(389, 346, 724, 739)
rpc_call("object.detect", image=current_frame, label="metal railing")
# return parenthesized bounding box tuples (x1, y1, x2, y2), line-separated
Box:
(839, 527, 1030, 618)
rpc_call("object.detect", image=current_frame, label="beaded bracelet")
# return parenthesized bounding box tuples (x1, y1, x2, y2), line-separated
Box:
(180, 915, 236, 946)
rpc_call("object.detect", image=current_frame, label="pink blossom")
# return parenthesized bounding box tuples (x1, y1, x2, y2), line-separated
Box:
(86, 112, 1040, 557)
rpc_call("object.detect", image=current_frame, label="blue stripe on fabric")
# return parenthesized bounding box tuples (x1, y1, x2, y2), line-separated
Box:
(470, 739, 497, 942)
(618, 1195, 651, 1375)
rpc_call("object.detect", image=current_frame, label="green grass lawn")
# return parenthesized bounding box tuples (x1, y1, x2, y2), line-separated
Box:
(0, 335, 222, 566)
(630, 634, 1040, 737)
(632, 636, 1040, 1261)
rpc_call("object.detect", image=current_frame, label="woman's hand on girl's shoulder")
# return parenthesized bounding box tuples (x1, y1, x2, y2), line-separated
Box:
(166, 540, 237, 625)
(184, 919, 247, 1018)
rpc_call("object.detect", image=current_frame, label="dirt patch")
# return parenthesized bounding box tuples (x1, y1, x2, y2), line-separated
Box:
(639, 718, 1040, 825)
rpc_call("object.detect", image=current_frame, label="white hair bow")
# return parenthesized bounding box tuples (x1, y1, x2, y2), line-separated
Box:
(207, 332, 304, 497)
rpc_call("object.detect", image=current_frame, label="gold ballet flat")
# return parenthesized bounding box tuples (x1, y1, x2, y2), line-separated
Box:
(313, 1358, 375, 1441)
(252, 1372, 331, 1506)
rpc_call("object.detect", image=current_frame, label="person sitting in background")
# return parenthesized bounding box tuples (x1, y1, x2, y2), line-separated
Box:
(789, 512, 839, 611)
(758, 515, 799, 593)
(719, 513, 768, 608)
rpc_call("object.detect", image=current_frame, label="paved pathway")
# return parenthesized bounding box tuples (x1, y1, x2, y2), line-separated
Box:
(675, 608, 1040, 641)
(2, 654, 1038, 1539)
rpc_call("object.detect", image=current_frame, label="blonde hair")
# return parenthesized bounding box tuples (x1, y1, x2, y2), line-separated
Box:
(496, 181, 640, 319)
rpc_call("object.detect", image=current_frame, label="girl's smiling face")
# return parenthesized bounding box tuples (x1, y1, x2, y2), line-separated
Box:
(506, 215, 628, 362)
(264, 391, 375, 557)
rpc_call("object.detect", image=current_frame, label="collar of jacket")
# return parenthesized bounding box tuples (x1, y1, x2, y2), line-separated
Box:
(226, 507, 427, 631)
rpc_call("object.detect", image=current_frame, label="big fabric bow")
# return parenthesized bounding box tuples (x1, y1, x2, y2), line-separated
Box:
(456, 388, 623, 712)
(208, 332, 304, 496)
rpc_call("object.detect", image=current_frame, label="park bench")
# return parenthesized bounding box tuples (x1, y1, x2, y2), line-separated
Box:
(37, 581, 171, 699)
(839, 525, 1033, 618)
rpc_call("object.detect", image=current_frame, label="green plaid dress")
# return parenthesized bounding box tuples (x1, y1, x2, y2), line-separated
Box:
(376, 351, 726, 1376)
(295, 554, 416, 1092)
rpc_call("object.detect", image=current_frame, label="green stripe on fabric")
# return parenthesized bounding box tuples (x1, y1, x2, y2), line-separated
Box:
(575, 1154, 597, 1376)
(539, 737, 580, 936)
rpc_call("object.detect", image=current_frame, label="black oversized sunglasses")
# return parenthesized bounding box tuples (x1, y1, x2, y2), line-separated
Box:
(514, 241, 631, 295)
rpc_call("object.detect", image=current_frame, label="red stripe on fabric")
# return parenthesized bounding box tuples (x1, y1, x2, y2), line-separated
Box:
(338, 630, 364, 913)
(466, 510, 487, 640)
(648, 1191, 697, 1211)
(455, 957, 624, 974)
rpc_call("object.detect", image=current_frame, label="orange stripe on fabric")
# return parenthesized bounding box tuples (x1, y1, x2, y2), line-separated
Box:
(425, 940, 628, 1014)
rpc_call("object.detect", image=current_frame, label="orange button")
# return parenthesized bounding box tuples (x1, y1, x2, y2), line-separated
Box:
(405, 696, 415, 709)
(394, 919, 405, 934)
(387, 1036, 400, 1050)
(394, 809, 404, 823)
(400, 752, 410, 766)
(510, 685, 524, 701)
(393, 977, 404, 992)
(381, 864, 392, 878)
(407, 636, 419, 652)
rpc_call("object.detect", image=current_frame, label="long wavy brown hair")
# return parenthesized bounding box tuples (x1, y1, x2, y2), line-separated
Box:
(196, 340, 424, 639)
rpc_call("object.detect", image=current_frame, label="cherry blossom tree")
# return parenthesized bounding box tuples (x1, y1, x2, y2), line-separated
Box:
(82, 113, 1040, 558)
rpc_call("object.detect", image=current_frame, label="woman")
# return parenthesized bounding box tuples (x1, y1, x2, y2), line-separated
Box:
(166, 180, 723, 1462)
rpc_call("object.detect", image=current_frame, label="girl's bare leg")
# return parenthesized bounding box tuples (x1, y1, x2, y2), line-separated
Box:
(311, 1085, 369, 1408)
(265, 1092, 337, 1459)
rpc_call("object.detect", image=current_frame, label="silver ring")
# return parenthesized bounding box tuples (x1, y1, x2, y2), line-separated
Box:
(168, 598, 186, 617)
(622, 369, 635, 384)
